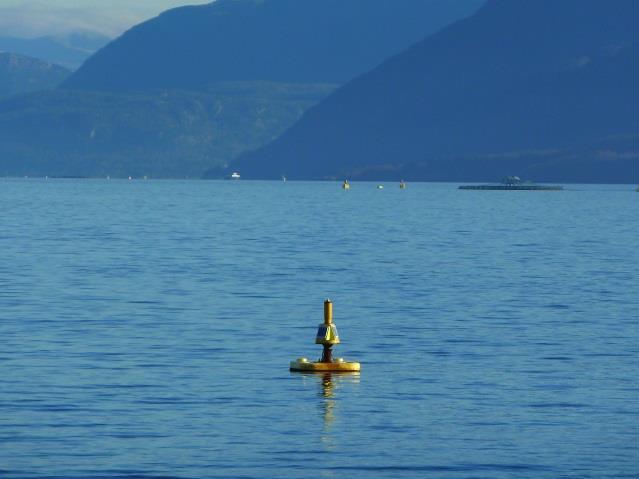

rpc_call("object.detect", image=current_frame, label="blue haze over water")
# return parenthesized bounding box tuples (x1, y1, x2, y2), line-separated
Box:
(1, 179, 638, 478)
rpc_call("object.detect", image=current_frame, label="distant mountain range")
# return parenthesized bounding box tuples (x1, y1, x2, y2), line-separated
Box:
(0, 83, 334, 178)
(0, 33, 111, 70)
(0, 0, 483, 178)
(63, 0, 484, 91)
(0, 53, 70, 99)
(232, 0, 639, 183)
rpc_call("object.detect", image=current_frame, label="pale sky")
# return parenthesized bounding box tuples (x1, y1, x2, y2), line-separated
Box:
(0, 0, 214, 38)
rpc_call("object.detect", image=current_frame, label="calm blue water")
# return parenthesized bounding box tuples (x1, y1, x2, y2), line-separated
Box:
(1, 179, 638, 479)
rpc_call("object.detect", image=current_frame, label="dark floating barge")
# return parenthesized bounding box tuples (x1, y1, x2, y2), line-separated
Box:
(459, 184, 563, 191)
(459, 176, 563, 191)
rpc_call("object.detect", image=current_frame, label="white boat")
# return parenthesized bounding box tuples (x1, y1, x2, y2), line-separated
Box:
(230, 172, 241, 180)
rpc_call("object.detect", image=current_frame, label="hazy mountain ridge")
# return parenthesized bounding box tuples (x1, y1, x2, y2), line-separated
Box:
(62, 0, 484, 91)
(0, 53, 70, 99)
(0, 33, 110, 70)
(233, 0, 639, 183)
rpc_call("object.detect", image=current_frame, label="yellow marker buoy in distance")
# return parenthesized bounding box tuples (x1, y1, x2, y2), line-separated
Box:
(400, 180, 407, 189)
(342, 180, 350, 190)
(290, 299, 360, 372)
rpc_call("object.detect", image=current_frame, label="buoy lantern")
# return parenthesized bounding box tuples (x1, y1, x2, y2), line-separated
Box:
(290, 300, 361, 372)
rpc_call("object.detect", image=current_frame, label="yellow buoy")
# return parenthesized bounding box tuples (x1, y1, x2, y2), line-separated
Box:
(342, 180, 350, 190)
(290, 299, 360, 372)
(400, 180, 407, 189)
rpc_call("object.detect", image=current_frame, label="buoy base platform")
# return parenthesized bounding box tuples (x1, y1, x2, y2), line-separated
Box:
(290, 357, 361, 372)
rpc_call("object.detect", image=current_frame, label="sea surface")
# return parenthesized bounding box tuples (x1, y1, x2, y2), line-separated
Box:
(1, 179, 638, 479)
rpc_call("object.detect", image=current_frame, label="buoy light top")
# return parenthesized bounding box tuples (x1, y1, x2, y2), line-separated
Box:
(317, 299, 340, 345)
(324, 299, 333, 325)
